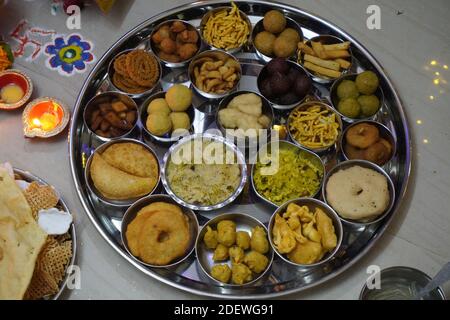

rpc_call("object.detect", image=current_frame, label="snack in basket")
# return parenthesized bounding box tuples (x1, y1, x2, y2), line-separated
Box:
(90, 142, 159, 200)
(86, 97, 137, 138)
(203, 219, 270, 285)
(297, 39, 351, 79)
(125, 202, 190, 265)
(151, 20, 199, 63)
(272, 203, 337, 265)
(345, 123, 392, 165)
(191, 52, 241, 95)
(218, 92, 271, 138)
(166, 139, 242, 206)
(111, 49, 159, 94)
(325, 165, 390, 221)
(288, 104, 340, 150)
(258, 58, 311, 105)
(202, 2, 250, 51)
(253, 146, 323, 205)
(334, 71, 381, 119)
(254, 10, 301, 58)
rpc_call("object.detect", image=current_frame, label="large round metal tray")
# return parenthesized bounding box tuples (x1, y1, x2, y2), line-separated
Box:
(69, 0, 411, 298)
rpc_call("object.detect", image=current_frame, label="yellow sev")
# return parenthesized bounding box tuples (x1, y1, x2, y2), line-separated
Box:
(289, 105, 340, 149)
(203, 2, 249, 50)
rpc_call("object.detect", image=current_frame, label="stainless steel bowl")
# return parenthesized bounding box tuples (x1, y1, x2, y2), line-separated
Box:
(83, 91, 140, 143)
(360, 266, 446, 300)
(268, 197, 343, 268)
(298, 35, 353, 84)
(140, 90, 196, 146)
(85, 138, 161, 208)
(216, 90, 274, 149)
(188, 49, 242, 100)
(149, 19, 201, 68)
(322, 159, 396, 226)
(287, 100, 343, 153)
(195, 212, 274, 286)
(161, 133, 247, 211)
(330, 72, 385, 123)
(121, 194, 199, 268)
(256, 59, 312, 110)
(251, 140, 325, 207)
(340, 120, 397, 166)
(200, 6, 252, 54)
(251, 16, 304, 63)
(107, 48, 161, 99)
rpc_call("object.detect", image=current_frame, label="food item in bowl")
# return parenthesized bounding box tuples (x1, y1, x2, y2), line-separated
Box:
(111, 49, 159, 94)
(87, 97, 137, 138)
(1, 84, 24, 104)
(125, 202, 190, 265)
(202, 2, 250, 50)
(244, 251, 269, 273)
(90, 142, 158, 200)
(289, 104, 340, 150)
(337, 80, 359, 99)
(203, 226, 218, 249)
(254, 31, 276, 56)
(253, 146, 324, 205)
(280, 28, 301, 43)
(231, 263, 253, 285)
(258, 58, 311, 105)
(297, 40, 351, 79)
(338, 98, 361, 119)
(192, 53, 241, 95)
(236, 231, 251, 250)
(217, 220, 237, 247)
(170, 112, 190, 131)
(213, 244, 230, 261)
(166, 84, 192, 112)
(218, 93, 271, 138)
(272, 203, 337, 264)
(263, 10, 286, 34)
(326, 165, 390, 221)
(273, 36, 297, 58)
(358, 94, 380, 117)
(151, 20, 199, 63)
(166, 139, 242, 206)
(356, 71, 379, 95)
(250, 226, 269, 254)
(147, 98, 170, 115)
(211, 264, 231, 283)
(344, 123, 393, 165)
(146, 112, 172, 136)
(229, 246, 245, 263)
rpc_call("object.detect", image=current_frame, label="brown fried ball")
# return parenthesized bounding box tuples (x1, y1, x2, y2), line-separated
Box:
(254, 31, 276, 56)
(160, 38, 176, 54)
(279, 28, 300, 43)
(170, 21, 186, 33)
(364, 141, 391, 165)
(273, 36, 297, 58)
(152, 25, 170, 43)
(178, 43, 198, 60)
(263, 10, 286, 34)
(344, 144, 365, 160)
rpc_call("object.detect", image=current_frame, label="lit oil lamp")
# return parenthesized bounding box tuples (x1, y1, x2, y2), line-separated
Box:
(22, 97, 70, 138)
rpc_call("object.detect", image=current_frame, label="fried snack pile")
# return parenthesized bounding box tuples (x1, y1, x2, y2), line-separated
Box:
(272, 203, 337, 265)
(151, 20, 199, 63)
(112, 49, 159, 94)
(298, 40, 351, 79)
(0, 45, 12, 71)
(204, 220, 270, 285)
(87, 98, 137, 138)
(90, 142, 159, 200)
(24, 181, 59, 219)
(202, 2, 250, 50)
(192, 53, 241, 94)
(125, 202, 190, 266)
(289, 104, 340, 149)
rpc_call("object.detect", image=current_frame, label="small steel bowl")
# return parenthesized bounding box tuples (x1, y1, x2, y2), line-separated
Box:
(0, 69, 33, 110)
(251, 16, 304, 63)
(287, 100, 343, 153)
(322, 159, 396, 226)
(268, 197, 343, 268)
(340, 120, 397, 166)
(251, 140, 325, 207)
(360, 266, 446, 300)
(121, 194, 199, 268)
(85, 138, 160, 208)
(200, 6, 252, 54)
(83, 91, 139, 143)
(256, 59, 312, 110)
(330, 72, 385, 123)
(298, 35, 353, 84)
(149, 19, 201, 68)
(140, 91, 196, 146)
(107, 48, 161, 99)
(195, 212, 274, 286)
(216, 90, 274, 149)
(188, 49, 242, 100)
(161, 133, 247, 211)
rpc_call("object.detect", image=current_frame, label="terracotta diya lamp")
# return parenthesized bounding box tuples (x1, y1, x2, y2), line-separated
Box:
(0, 69, 33, 110)
(22, 97, 70, 138)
